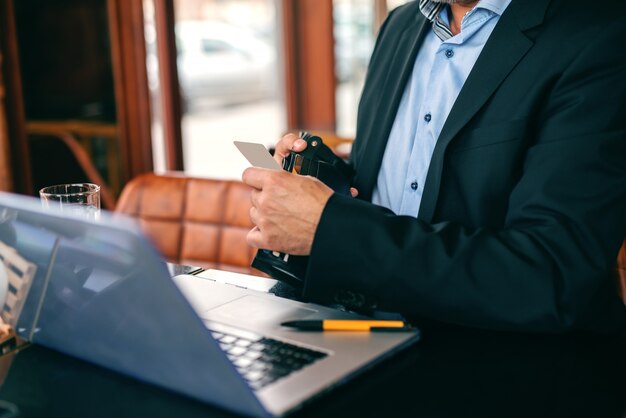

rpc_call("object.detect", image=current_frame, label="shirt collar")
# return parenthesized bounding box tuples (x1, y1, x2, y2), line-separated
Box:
(419, 0, 512, 41)
(418, 0, 446, 22)
(419, 0, 512, 22)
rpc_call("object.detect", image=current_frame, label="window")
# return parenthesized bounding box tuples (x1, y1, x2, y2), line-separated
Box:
(334, 0, 375, 138)
(146, 0, 285, 179)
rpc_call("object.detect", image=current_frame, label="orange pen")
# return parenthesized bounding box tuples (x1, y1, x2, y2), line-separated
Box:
(281, 320, 411, 332)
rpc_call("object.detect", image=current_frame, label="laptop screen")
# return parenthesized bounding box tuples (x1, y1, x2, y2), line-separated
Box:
(0, 193, 268, 418)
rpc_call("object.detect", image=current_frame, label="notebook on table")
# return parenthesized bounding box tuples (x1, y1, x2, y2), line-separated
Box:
(0, 192, 419, 417)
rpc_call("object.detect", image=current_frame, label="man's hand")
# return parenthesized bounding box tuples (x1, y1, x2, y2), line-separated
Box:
(242, 167, 333, 255)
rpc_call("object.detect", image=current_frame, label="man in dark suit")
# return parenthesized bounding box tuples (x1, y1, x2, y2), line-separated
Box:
(242, 0, 626, 334)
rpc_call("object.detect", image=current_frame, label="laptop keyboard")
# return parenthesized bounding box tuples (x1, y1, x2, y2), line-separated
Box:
(209, 326, 328, 390)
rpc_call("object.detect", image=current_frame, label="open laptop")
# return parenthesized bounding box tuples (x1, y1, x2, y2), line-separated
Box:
(0, 192, 419, 417)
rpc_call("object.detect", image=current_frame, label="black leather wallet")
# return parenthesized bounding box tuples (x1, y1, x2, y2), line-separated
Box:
(251, 132, 354, 288)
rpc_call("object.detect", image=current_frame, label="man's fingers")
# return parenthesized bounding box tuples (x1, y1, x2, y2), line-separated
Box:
(291, 138, 307, 151)
(242, 167, 276, 190)
(274, 133, 308, 164)
(273, 133, 298, 162)
(350, 187, 359, 198)
(249, 205, 261, 227)
(247, 226, 263, 249)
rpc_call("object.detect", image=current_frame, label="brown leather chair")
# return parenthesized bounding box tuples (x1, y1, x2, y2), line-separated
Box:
(115, 173, 264, 276)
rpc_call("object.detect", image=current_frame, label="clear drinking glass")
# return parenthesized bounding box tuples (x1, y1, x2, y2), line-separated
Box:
(39, 183, 101, 220)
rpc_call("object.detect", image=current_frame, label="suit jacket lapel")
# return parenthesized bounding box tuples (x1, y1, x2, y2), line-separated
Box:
(357, 15, 429, 201)
(418, 0, 551, 222)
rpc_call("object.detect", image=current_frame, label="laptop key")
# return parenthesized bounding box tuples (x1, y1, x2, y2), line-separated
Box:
(235, 339, 253, 348)
(243, 350, 262, 360)
(228, 346, 248, 357)
(248, 361, 268, 372)
(245, 370, 264, 382)
(211, 332, 224, 340)
(220, 335, 237, 344)
(234, 357, 254, 369)
(250, 343, 265, 351)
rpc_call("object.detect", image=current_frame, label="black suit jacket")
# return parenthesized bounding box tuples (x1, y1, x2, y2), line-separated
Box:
(304, 0, 626, 334)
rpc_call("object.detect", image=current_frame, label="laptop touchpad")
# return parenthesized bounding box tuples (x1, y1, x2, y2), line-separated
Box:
(203, 295, 317, 326)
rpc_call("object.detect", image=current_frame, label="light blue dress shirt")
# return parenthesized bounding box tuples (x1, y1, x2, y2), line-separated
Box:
(371, 0, 512, 217)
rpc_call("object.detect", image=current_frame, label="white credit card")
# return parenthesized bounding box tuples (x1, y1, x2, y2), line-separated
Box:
(233, 141, 281, 170)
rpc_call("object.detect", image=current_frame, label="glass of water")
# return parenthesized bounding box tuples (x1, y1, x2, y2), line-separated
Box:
(39, 183, 101, 220)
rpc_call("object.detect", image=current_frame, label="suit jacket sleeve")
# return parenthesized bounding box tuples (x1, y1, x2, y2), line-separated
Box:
(302, 5, 626, 334)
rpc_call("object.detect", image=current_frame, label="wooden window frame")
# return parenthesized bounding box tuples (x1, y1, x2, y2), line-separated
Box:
(108, 0, 155, 181)
(281, 0, 337, 133)
(0, 0, 30, 194)
(153, 0, 184, 171)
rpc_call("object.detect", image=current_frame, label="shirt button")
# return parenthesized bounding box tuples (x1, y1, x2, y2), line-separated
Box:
(445, 49, 454, 58)
(410, 181, 418, 191)
(424, 113, 432, 123)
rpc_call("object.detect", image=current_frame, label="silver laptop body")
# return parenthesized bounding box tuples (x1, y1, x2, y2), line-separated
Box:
(0, 192, 419, 417)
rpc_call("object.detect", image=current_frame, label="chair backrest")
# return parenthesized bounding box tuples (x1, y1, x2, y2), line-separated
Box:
(115, 173, 263, 276)
(618, 239, 626, 305)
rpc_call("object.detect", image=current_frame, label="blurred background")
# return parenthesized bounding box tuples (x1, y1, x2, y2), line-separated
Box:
(0, 0, 411, 208)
